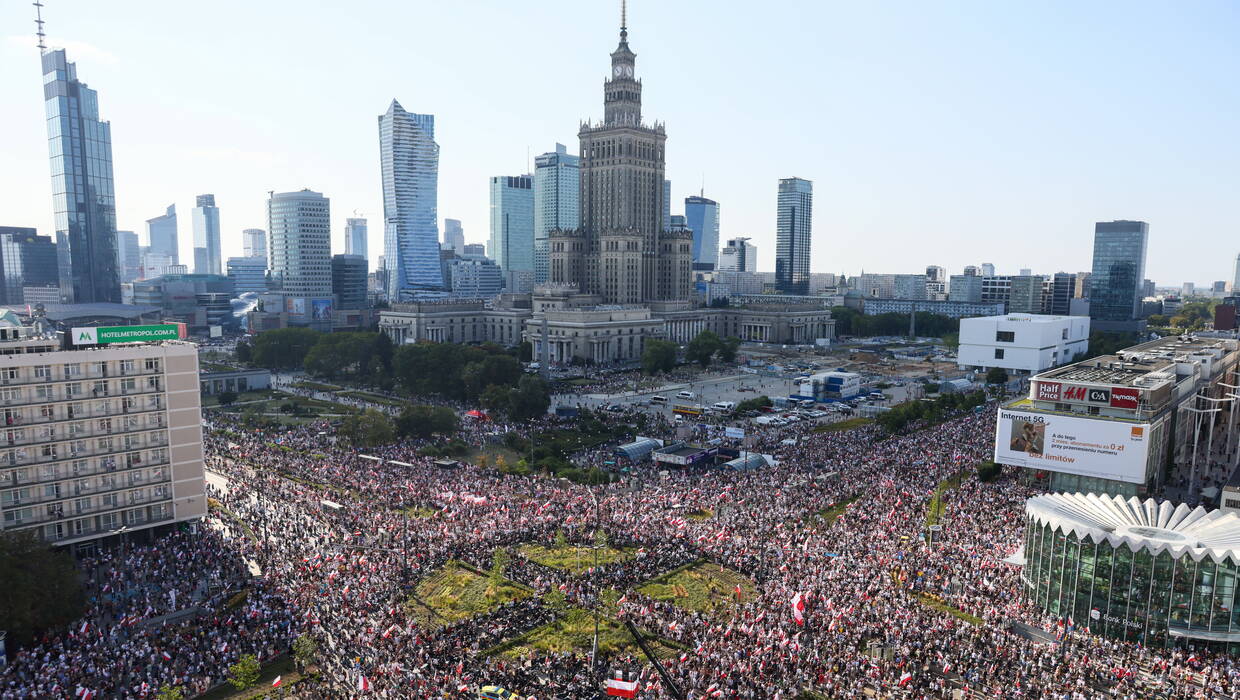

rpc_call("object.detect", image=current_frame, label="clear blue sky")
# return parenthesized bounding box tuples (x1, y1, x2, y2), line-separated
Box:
(1, 0, 1236, 285)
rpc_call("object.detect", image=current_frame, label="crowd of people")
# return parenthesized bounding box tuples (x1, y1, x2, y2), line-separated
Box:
(5, 384, 1240, 698)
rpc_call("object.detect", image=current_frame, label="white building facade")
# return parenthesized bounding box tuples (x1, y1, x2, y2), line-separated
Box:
(958, 313, 1090, 375)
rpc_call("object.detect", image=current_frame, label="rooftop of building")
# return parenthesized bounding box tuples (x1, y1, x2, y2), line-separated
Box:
(2, 303, 161, 323)
(1038, 334, 1236, 388)
(964, 313, 1087, 323)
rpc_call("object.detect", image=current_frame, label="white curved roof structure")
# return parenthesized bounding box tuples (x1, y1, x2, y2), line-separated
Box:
(1026, 492, 1240, 563)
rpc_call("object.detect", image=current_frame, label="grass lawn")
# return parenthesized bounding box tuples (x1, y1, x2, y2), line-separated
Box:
(196, 655, 301, 700)
(812, 417, 874, 433)
(292, 380, 343, 392)
(401, 505, 438, 518)
(408, 561, 532, 628)
(489, 608, 683, 660)
(915, 591, 983, 626)
(926, 470, 969, 528)
(469, 443, 525, 469)
(519, 544, 634, 575)
(685, 508, 713, 520)
(638, 561, 755, 615)
(814, 495, 859, 527)
(223, 395, 359, 417)
(202, 389, 284, 407)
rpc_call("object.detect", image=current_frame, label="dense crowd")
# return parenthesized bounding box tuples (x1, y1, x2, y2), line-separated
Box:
(4, 389, 1240, 698)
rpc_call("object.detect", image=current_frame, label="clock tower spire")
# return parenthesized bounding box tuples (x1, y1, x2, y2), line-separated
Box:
(604, 0, 640, 125)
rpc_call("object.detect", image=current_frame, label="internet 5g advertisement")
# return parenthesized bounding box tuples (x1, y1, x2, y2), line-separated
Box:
(993, 409, 1150, 484)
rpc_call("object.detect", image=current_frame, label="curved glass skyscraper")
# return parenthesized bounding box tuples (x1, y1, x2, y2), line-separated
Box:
(379, 100, 443, 300)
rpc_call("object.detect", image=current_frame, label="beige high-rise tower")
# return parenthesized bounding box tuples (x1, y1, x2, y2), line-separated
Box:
(549, 9, 691, 304)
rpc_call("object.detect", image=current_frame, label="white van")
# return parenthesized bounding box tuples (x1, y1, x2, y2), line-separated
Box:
(676, 390, 695, 400)
(712, 401, 736, 413)
(650, 395, 669, 404)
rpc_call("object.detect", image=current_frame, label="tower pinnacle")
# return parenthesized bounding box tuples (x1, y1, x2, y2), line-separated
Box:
(33, 1, 47, 51)
(620, 0, 627, 42)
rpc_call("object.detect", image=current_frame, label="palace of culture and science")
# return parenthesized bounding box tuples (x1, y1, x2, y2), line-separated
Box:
(380, 16, 834, 363)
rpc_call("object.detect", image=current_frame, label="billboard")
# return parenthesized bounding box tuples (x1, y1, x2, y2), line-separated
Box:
(1034, 381, 1143, 410)
(993, 408, 1151, 484)
(311, 299, 334, 320)
(284, 297, 306, 316)
(72, 324, 180, 345)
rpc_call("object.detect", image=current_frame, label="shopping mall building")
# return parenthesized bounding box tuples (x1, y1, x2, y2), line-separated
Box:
(995, 334, 1240, 498)
(1024, 492, 1240, 647)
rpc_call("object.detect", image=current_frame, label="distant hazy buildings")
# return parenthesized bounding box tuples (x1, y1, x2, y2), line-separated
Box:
(489, 175, 534, 292)
(1007, 275, 1045, 314)
(463, 243, 485, 257)
(268, 189, 332, 298)
(331, 254, 368, 309)
(0, 227, 59, 305)
(1089, 220, 1149, 332)
(533, 144, 579, 284)
(685, 194, 719, 270)
(379, 100, 443, 299)
(242, 228, 267, 259)
(775, 177, 813, 295)
(42, 48, 120, 303)
(146, 205, 179, 266)
(192, 194, 222, 275)
(446, 254, 503, 298)
(442, 218, 465, 255)
(115, 230, 141, 283)
(718, 237, 757, 273)
(344, 218, 368, 261)
(227, 256, 267, 295)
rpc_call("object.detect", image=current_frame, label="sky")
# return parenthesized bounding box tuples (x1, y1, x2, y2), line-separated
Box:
(0, 0, 1236, 286)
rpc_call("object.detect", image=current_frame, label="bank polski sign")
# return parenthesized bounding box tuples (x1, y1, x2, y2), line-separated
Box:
(71, 324, 180, 345)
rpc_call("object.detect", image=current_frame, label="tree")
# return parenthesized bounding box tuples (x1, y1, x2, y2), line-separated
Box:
(216, 390, 238, 406)
(593, 527, 609, 549)
(940, 333, 959, 353)
(685, 330, 723, 368)
(985, 367, 1009, 385)
(554, 529, 568, 549)
(479, 384, 511, 415)
(641, 339, 678, 374)
(489, 548, 511, 591)
(156, 686, 185, 700)
(718, 336, 742, 363)
(396, 405, 458, 440)
(339, 409, 396, 447)
(0, 531, 84, 646)
(227, 653, 261, 691)
(250, 328, 322, 370)
(736, 395, 772, 414)
(518, 341, 533, 363)
(506, 376, 551, 422)
(292, 633, 318, 671)
(235, 340, 253, 364)
(304, 332, 369, 379)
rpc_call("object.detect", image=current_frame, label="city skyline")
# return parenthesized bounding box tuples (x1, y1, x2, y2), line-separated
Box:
(1, 1, 1236, 285)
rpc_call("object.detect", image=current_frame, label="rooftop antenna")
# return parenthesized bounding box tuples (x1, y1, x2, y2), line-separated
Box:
(33, 1, 46, 51)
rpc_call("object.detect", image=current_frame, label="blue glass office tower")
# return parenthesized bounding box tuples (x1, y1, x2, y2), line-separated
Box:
(776, 177, 813, 295)
(684, 195, 720, 270)
(42, 49, 120, 303)
(192, 194, 222, 275)
(489, 175, 535, 287)
(379, 100, 443, 300)
(1089, 220, 1149, 332)
(533, 145, 579, 284)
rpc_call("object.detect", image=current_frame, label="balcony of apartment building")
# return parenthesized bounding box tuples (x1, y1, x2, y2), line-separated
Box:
(29, 500, 177, 543)
(0, 359, 163, 390)
(0, 378, 164, 414)
(0, 420, 168, 453)
(0, 412, 165, 447)
(2, 464, 172, 517)
(0, 442, 169, 489)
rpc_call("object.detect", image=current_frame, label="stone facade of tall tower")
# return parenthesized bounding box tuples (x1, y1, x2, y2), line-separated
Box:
(548, 16, 689, 304)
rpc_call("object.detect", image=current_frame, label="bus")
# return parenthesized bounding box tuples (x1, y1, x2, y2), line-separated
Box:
(673, 404, 703, 417)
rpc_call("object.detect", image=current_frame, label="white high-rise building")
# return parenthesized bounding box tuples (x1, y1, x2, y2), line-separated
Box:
(345, 218, 368, 262)
(718, 237, 757, 273)
(379, 100, 443, 299)
(242, 228, 266, 259)
(533, 144, 579, 284)
(267, 189, 332, 298)
(191, 194, 222, 275)
(489, 175, 535, 293)
(442, 219, 465, 255)
(1231, 253, 1240, 292)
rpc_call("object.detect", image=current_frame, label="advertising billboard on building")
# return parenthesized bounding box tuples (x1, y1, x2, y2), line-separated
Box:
(71, 324, 180, 345)
(993, 408, 1150, 484)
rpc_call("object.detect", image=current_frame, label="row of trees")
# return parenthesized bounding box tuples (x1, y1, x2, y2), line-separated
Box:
(874, 390, 986, 434)
(829, 306, 959, 338)
(1147, 300, 1215, 332)
(640, 331, 742, 374)
(339, 403, 462, 447)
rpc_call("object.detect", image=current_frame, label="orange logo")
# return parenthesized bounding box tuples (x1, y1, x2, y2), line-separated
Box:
(1130, 427, 1145, 439)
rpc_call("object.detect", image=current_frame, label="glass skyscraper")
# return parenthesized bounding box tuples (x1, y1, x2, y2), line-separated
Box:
(533, 144, 579, 284)
(379, 100, 443, 300)
(42, 48, 120, 303)
(345, 218, 368, 262)
(1089, 220, 1148, 331)
(242, 228, 266, 259)
(146, 205, 179, 264)
(267, 189, 332, 299)
(192, 194, 222, 275)
(0, 227, 59, 305)
(489, 175, 535, 293)
(776, 177, 813, 295)
(685, 195, 720, 270)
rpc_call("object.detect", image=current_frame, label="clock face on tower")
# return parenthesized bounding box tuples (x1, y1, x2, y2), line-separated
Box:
(614, 64, 633, 78)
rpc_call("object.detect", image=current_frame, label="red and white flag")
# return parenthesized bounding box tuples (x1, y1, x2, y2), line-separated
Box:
(791, 592, 805, 625)
(271, 676, 282, 688)
(78, 621, 90, 635)
(605, 670, 639, 698)
(898, 672, 913, 687)
(161, 651, 172, 661)
(357, 675, 370, 692)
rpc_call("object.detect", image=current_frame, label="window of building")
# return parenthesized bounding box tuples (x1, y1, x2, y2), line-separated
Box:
(119, 360, 134, 373)
(33, 365, 51, 379)
(1062, 328, 1069, 340)
(1227, 498, 1240, 509)
(1, 368, 18, 380)
(995, 331, 1015, 343)
(144, 358, 160, 372)
(994, 349, 1005, 359)
(64, 363, 81, 377)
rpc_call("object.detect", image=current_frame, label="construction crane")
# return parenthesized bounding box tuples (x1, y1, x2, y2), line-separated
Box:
(622, 619, 685, 700)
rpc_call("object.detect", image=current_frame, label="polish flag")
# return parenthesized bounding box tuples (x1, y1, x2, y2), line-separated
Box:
(605, 670, 639, 698)
(383, 624, 399, 639)
(734, 584, 743, 599)
(898, 672, 913, 687)
(357, 675, 370, 692)
(79, 621, 90, 635)
(705, 684, 722, 697)
(161, 651, 172, 661)
(791, 592, 805, 625)
(271, 676, 282, 688)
